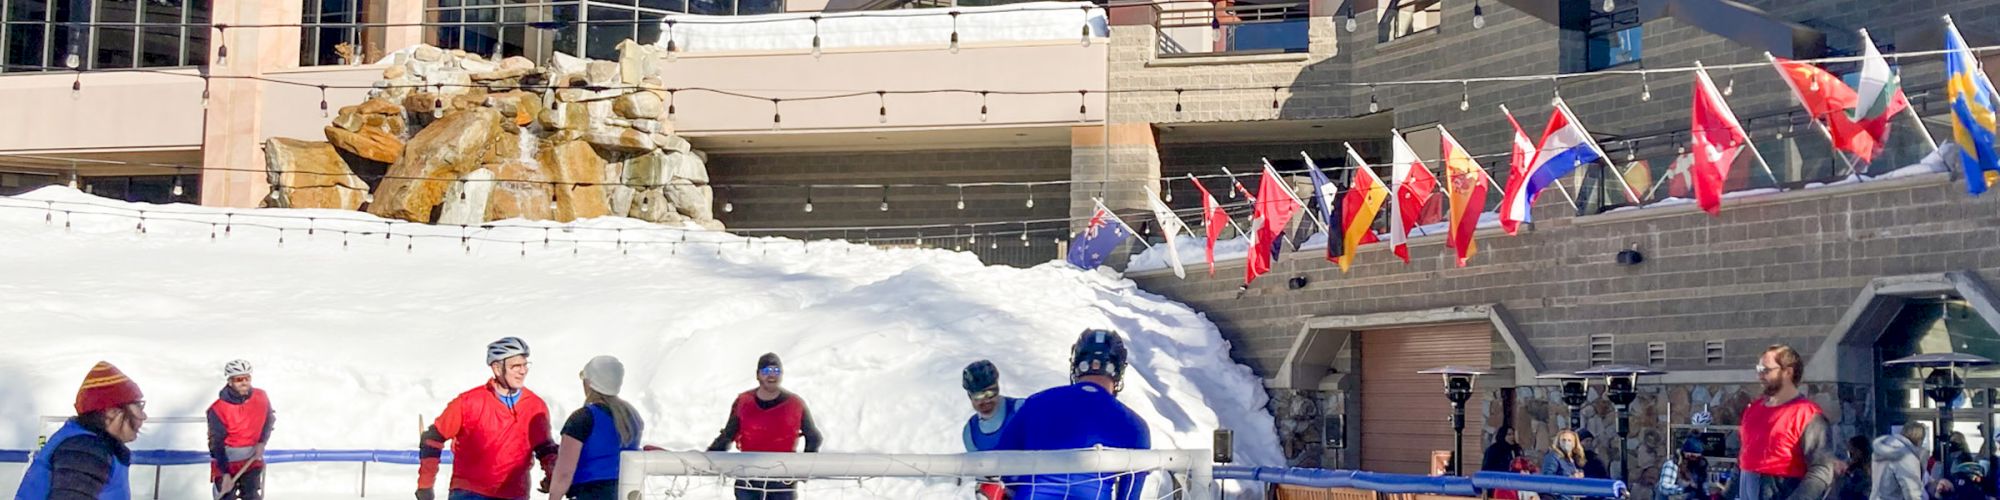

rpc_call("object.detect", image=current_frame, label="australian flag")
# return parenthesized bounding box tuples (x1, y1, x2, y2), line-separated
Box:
(1066, 208, 1131, 270)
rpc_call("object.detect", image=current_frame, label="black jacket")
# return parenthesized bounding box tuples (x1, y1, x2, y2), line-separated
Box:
(44, 418, 132, 500)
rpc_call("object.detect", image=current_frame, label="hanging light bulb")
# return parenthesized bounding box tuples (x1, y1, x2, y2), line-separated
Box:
(1078, 90, 1089, 118)
(949, 12, 961, 54)
(956, 187, 967, 210)
(667, 90, 677, 120)
(1367, 85, 1379, 113)
(810, 17, 823, 59)
(877, 91, 888, 123)
(665, 21, 680, 62)
(1602, 0, 1613, 11)
(723, 200, 734, 213)
(1080, 6, 1093, 47)
(201, 78, 212, 109)
(1459, 82, 1470, 111)
(771, 98, 782, 130)
(1472, 0, 1485, 29)
(979, 91, 989, 122)
(1723, 76, 1734, 96)
(319, 85, 331, 117)
(1640, 73, 1652, 101)
(1025, 187, 1036, 208)
(1625, 142, 1636, 162)
(64, 53, 80, 70)
(1174, 89, 1185, 115)
(1344, 9, 1357, 32)
(804, 186, 815, 213)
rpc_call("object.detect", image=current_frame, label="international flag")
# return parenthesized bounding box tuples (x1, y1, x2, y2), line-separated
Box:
(1496, 105, 1538, 234)
(1065, 204, 1131, 270)
(1303, 153, 1340, 263)
(1245, 167, 1301, 285)
(1337, 145, 1389, 272)
(1769, 55, 1892, 164)
(1851, 29, 1911, 143)
(1504, 99, 1607, 226)
(1945, 16, 2000, 195)
(1440, 126, 1489, 267)
(1389, 132, 1437, 264)
(1190, 175, 1230, 276)
(1690, 65, 1749, 216)
(1144, 188, 1188, 279)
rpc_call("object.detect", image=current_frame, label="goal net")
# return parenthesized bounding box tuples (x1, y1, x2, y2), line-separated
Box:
(616, 448, 1215, 500)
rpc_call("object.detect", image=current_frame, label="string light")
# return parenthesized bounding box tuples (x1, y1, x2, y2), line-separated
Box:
(171, 169, 185, 197)
(1025, 185, 1036, 208)
(1602, 0, 1613, 11)
(722, 187, 735, 213)
(1270, 86, 1280, 111)
(771, 98, 783, 130)
(1639, 71, 1652, 101)
(1550, 76, 1562, 105)
(949, 11, 961, 54)
(666, 89, 677, 119)
(879, 186, 891, 211)
(665, 21, 680, 62)
(1459, 81, 1470, 111)
(878, 91, 888, 123)
(811, 16, 824, 59)
(319, 84, 330, 117)
(1343, 2, 1357, 32)
(956, 186, 966, 210)
(1174, 88, 1185, 116)
(1079, 5, 1092, 47)
(1078, 90, 1089, 118)
(1723, 75, 1735, 96)
(978, 91, 989, 122)
(201, 75, 211, 109)
(70, 71, 81, 99)
(1367, 85, 1379, 113)
(803, 186, 815, 213)
(214, 26, 228, 65)
(1472, 0, 1485, 29)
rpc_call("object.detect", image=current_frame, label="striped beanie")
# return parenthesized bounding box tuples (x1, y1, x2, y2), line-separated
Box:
(74, 361, 144, 415)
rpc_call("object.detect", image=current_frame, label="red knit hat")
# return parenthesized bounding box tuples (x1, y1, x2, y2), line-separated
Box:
(74, 361, 144, 415)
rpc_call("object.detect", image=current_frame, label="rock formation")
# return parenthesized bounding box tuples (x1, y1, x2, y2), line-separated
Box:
(266, 43, 722, 229)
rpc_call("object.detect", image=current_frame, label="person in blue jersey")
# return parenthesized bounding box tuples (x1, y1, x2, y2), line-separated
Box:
(16, 361, 147, 500)
(961, 360, 1027, 500)
(546, 356, 644, 500)
(994, 329, 1151, 500)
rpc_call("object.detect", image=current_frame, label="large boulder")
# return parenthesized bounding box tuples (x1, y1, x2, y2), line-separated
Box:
(436, 168, 495, 226)
(614, 91, 663, 120)
(489, 91, 544, 128)
(486, 160, 555, 221)
(264, 138, 368, 210)
(368, 108, 504, 222)
(538, 140, 612, 221)
(325, 126, 403, 164)
(617, 39, 668, 84)
(628, 187, 687, 224)
(580, 127, 654, 154)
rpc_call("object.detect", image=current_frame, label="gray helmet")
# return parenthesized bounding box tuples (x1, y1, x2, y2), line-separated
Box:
(486, 337, 530, 365)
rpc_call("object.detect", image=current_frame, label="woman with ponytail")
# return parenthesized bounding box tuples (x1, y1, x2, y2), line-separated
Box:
(548, 356, 644, 500)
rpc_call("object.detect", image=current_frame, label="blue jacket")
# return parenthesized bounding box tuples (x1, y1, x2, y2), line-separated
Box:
(1540, 451, 1582, 500)
(15, 419, 132, 500)
(963, 397, 1025, 452)
(994, 382, 1151, 500)
(571, 404, 642, 488)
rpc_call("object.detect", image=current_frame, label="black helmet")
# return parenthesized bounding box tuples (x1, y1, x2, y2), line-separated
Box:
(1070, 329, 1128, 385)
(962, 360, 1000, 393)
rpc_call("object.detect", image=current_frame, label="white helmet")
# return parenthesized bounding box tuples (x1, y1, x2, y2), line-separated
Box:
(487, 337, 530, 365)
(223, 359, 253, 379)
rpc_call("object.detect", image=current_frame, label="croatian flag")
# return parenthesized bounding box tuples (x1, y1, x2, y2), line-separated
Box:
(1503, 98, 1605, 224)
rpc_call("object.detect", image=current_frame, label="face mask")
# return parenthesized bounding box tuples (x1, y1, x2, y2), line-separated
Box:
(1559, 439, 1576, 450)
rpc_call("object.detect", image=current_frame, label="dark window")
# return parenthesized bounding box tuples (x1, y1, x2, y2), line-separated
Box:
(1, 0, 207, 72)
(428, 0, 761, 61)
(1377, 0, 1439, 44)
(301, 0, 371, 66)
(1583, 6, 1640, 70)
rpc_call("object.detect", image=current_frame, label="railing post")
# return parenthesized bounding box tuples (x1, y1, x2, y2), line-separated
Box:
(153, 464, 162, 500)
(361, 461, 369, 497)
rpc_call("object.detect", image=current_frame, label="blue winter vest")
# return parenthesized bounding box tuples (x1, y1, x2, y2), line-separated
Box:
(963, 397, 1025, 452)
(571, 404, 640, 487)
(15, 420, 132, 500)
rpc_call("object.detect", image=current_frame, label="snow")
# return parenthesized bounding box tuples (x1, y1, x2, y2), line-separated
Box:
(0, 187, 1279, 499)
(661, 2, 1109, 54)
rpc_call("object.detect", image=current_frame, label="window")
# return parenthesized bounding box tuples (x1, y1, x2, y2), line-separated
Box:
(1, 0, 209, 73)
(427, 0, 781, 62)
(1584, 6, 1640, 70)
(301, 0, 379, 66)
(1377, 0, 1439, 44)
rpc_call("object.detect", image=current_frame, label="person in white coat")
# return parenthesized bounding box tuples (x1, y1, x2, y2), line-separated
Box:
(1872, 422, 1928, 500)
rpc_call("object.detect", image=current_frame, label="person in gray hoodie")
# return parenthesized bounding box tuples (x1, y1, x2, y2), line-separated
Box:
(1873, 422, 1929, 500)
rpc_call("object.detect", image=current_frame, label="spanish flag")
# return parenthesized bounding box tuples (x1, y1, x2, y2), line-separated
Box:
(1337, 145, 1389, 272)
(1440, 126, 1489, 267)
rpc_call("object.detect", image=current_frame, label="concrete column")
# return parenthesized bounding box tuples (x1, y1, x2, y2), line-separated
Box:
(199, 0, 304, 207)
(381, 0, 426, 57)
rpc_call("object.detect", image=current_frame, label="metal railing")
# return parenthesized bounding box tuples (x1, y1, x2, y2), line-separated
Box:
(1155, 2, 1309, 56)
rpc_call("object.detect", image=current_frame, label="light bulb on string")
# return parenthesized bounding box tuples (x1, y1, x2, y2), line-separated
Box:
(1025, 186, 1036, 208)
(810, 16, 823, 59)
(1472, 0, 1485, 29)
(1367, 85, 1379, 113)
(1625, 142, 1636, 162)
(1163, 180, 1174, 202)
(877, 91, 888, 123)
(1602, 0, 1613, 11)
(1080, 6, 1092, 46)
(319, 85, 331, 117)
(979, 91, 990, 122)
(70, 72, 81, 99)
(1271, 86, 1281, 112)
(879, 186, 891, 212)
(956, 186, 966, 210)
(665, 21, 680, 62)
(804, 186, 815, 213)
(1640, 72, 1652, 101)
(967, 229, 976, 244)
(1723, 76, 1734, 96)
(949, 11, 961, 54)
(1459, 81, 1470, 111)
(771, 98, 782, 130)
(1078, 90, 1089, 119)
(1174, 89, 1184, 116)
(722, 188, 734, 213)
(667, 89, 677, 120)
(214, 27, 228, 65)
(1343, 8, 1356, 32)
(201, 77, 212, 109)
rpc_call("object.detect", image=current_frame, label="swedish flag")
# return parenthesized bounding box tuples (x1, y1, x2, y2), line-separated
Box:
(1946, 16, 2000, 195)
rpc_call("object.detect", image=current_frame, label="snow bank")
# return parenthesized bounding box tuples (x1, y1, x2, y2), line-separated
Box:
(0, 187, 1278, 498)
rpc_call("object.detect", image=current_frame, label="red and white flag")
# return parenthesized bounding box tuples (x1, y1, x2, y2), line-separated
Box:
(1389, 131, 1437, 263)
(1497, 105, 1535, 235)
(1691, 65, 1748, 216)
(1190, 175, 1230, 277)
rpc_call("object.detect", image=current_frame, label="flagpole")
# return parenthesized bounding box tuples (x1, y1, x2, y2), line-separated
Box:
(1188, 173, 1251, 237)
(1143, 187, 1193, 239)
(1299, 151, 1342, 231)
(1262, 158, 1332, 235)
(1759, 53, 1861, 180)
(1553, 98, 1642, 205)
(1501, 103, 1580, 210)
(1221, 167, 1255, 201)
(1091, 197, 1154, 250)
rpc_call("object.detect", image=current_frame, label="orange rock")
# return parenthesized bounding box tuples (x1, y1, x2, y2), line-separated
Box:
(264, 138, 368, 210)
(368, 108, 504, 222)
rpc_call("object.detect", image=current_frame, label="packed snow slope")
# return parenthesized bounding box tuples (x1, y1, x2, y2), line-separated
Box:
(0, 187, 1279, 498)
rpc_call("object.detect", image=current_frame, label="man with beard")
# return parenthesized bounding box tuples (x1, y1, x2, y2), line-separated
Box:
(1736, 345, 1840, 500)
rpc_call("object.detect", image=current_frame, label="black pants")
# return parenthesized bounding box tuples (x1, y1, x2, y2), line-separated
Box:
(733, 480, 797, 500)
(215, 467, 264, 500)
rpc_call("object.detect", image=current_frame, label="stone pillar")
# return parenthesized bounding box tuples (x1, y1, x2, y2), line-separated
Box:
(1069, 123, 1161, 266)
(200, 0, 304, 207)
(380, 0, 426, 58)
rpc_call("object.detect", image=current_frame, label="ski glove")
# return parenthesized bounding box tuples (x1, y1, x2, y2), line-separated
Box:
(415, 489, 434, 500)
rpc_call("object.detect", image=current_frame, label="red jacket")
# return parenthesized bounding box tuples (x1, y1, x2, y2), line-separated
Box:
(1740, 395, 1822, 478)
(418, 381, 557, 500)
(207, 388, 273, 477)
(733, 390, 806, 452)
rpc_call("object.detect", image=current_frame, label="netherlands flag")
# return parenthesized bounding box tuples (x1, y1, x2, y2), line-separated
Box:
(1501, 98, 1606, 225)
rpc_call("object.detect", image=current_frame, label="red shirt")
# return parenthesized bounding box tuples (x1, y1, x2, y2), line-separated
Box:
(1740, 395, 1822, 478)
(732, 390, 806, 452)
(431, 384, 554, 500)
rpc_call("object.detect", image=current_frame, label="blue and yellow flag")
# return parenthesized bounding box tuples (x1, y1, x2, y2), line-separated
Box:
(1945, 16, 2000, 195)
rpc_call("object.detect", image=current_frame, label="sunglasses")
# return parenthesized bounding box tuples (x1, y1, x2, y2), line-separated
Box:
(968, 389, 999, 401)
(758, 366, 783, 378)
(1754, 363, 1784, 375)
(229, 375, 252, 383)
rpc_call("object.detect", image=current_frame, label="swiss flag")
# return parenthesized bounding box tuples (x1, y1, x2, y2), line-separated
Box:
(1691, 66, 1748, 216)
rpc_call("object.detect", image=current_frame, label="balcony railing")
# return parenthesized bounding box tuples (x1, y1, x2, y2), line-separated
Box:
(1155, 2, 1309, 57)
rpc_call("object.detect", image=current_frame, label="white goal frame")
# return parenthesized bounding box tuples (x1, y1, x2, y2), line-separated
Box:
(617, 448, 1215, 499)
